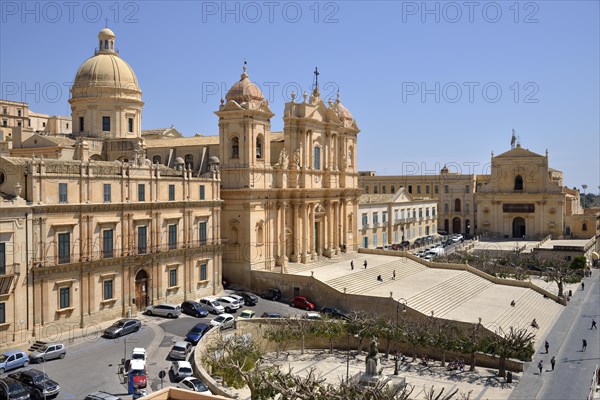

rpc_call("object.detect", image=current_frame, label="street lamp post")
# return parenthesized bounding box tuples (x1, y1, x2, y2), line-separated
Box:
(394, 298, 407, 375)
(346, 332, 350, 383)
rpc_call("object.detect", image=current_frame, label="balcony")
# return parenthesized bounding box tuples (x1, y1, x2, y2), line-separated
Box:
(361, 223, 371, 230)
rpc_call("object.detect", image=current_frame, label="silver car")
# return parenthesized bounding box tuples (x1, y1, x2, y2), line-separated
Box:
(169, 341, 192, 361)
(29, 343, 66, 363)
(145, 304, 181, 318)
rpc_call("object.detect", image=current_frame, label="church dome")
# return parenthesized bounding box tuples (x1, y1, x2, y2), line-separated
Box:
(331, 93, 354, 122)
(225, 65, 264, 104)
(72, 29, 141, 93)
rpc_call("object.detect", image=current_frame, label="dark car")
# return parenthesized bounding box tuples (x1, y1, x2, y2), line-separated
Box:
(103, 319, 141, 338)
(8, 369, 60, 399)
(261, 312, 284, 318)
(181, 301, 209, 318)
(261, 288, 281, 301)
(290, 296, 315, 311)
(185, 323, 211, 345)
(234, 291, 259, 306)
(320, 306, 348, 320)
(0, 378, 30, 400)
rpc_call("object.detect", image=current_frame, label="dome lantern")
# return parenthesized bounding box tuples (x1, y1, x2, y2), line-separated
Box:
(97, 28, 117, 54)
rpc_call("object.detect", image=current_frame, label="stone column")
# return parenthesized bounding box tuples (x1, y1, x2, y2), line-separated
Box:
(324, 200, 332, 257)
(280, 202, 288, 266)
(291, 202, 300, 262)
(309, 204, 315, 260)
(342, 199, 348, 250)
(300, 203, 307, 263)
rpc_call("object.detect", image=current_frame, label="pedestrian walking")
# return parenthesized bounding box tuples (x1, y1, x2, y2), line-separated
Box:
(376, 275, 383, 282)
(550, 356, 555, 371)
(350, 260, 354, 270)
(364, 260, 367, 269)
(581, 281, 585, 290)
(392, 270, 396, 280)
(582, 339, 587, 351)
(538, 360, 543, 374)
(591, 319, 597, 330)
(545, 341, 549, 354)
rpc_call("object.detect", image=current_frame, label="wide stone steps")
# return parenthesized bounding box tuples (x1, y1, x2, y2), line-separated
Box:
(407, 272, 494, 317)
(286, 253, 361, 274)
(326, 257, 427, 294)
(489, 286, 563, 342)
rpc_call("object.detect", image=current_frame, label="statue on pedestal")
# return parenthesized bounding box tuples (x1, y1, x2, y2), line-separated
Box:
(365, 337, 381, 376)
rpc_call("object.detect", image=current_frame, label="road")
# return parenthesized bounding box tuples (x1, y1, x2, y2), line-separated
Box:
(1, 291, 301, 399)
(509, 269, 600, 400)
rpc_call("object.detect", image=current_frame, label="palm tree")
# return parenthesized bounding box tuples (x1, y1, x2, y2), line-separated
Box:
(581, 184, 588, 194)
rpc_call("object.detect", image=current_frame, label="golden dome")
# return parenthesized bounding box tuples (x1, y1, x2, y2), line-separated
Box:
(225, 66, 264, 104)
(73, 53, 140, 91)
(98, 28, 115, 38)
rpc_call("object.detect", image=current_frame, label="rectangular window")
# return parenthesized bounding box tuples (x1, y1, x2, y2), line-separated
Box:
(128, 118, 134, 133)
(363, 236, 369, 248)
(313, 146, 321, 170)
(79, 116, 84, 132)
(138, 184, 145, 201)
(168, 224, 177, 250)
(17, 109, 22, 117)
(394, 231, 398, 243)
(365, 186, 369, 194)
(59, 183, 68, 203)
(433, 207, 436, 216)
(383, 232, 387, 244)
(401, 210, 405, 219)
(102, 116, 110, 131)
(58, 233, 70, 264)
(199, 185, 205, 200)
(391, 186, 395, 193)
(138, 226, 147, 254)
(382, 212, 387, 223)
(426, 208, 430, 217)
(373, 213, 379, 225)
(0, 302, 4, 323)
(466, 203, 470, 212)
(103, 184, 111, 203)
(59, 287, 70, 309)
(169, 184, 175, 201)
(200, 263, 207, 281)
(199, 222, 208, 244)
(408, 185, 412, 193)
(382, 186, 386, 194)
(417, 185, 421, 194)
(373, 235, 378, 247)
(2, 120, 7, 127)
(103, 229, 113, 258)
(362, 213, 368, 226)
(444, 203, 449, 212)
(103, 280, 113, 300)
(17, 121, 21, 127)
(419, 209, 423, 218)
(374, 186, 378, 194)
(426, 185, 430, 194)
(444, 185, 449, 194)
(435, 185, 439, 194)
(0, 243, 5, 275)
(465, 185, 469, 193)
(169, 268, 177, 287)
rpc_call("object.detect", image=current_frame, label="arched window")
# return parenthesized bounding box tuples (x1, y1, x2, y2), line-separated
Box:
(110, 41, 114, 49)
(514, 175, 523, 191)
(184, 154, 194, 170)
(256, 136, 263, 159)
(454, 198, 461, 212)
(99, 40, 102, 50)
(582, 223, 588, 231)
(348, 146, 354, 167)
(313, 146, 321, 170)
(256, 222, 264, 245)
(231, 137, 239, 159)
(104, 40, 108, 49)
(152, 155, 161, 164)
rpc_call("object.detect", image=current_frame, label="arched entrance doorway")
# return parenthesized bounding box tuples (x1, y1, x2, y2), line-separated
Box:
(314, 205, 326, 256)
(444, 219, 449, 233)
(512, 217, 526, 238)
(134, 269, 150, 310)
(452, 217, 461, 234)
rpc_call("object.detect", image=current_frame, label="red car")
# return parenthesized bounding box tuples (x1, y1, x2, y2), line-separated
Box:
(290, 296, 315, 311)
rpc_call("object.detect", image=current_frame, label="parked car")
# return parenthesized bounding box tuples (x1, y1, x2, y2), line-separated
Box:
(0, 378, 31, 400)
(170, 361, 193, 381)
(216, 296, 240, 313)
(185, 323, 211, 345)
(210, 313, 235, 330)
(9, 369, 61, 399)
(131, 348, 147, 364)
(227, 294, 245, 307)
(28, 343, 66, 363)
(180, 301, 209, 318)
(400, 240, 410, 247)
(290, 296, 315, 311)
(320, 306, 348, 320)
(124, 359, 147, 388)
(260, 288, 281, 301)
(169, 341, 192, 361)
(103, 319, 141, 338)
(178, 377, 212, 394)
(261, 312, 284, 318)
(198, 298, 225, 314)
(84, 391, 123, 400)
(0, 351, 30, 374)
(234, 291, 259, 306)
(302, 312, 322, 320)
(237, 310, 255, 320)
(145, 304, 181, 318)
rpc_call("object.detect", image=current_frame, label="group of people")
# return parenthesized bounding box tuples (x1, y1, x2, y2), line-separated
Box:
(447, 358, 465, 371)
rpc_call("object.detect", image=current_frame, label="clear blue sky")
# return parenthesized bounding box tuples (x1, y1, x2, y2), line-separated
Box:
(1, 1, 598, 190)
